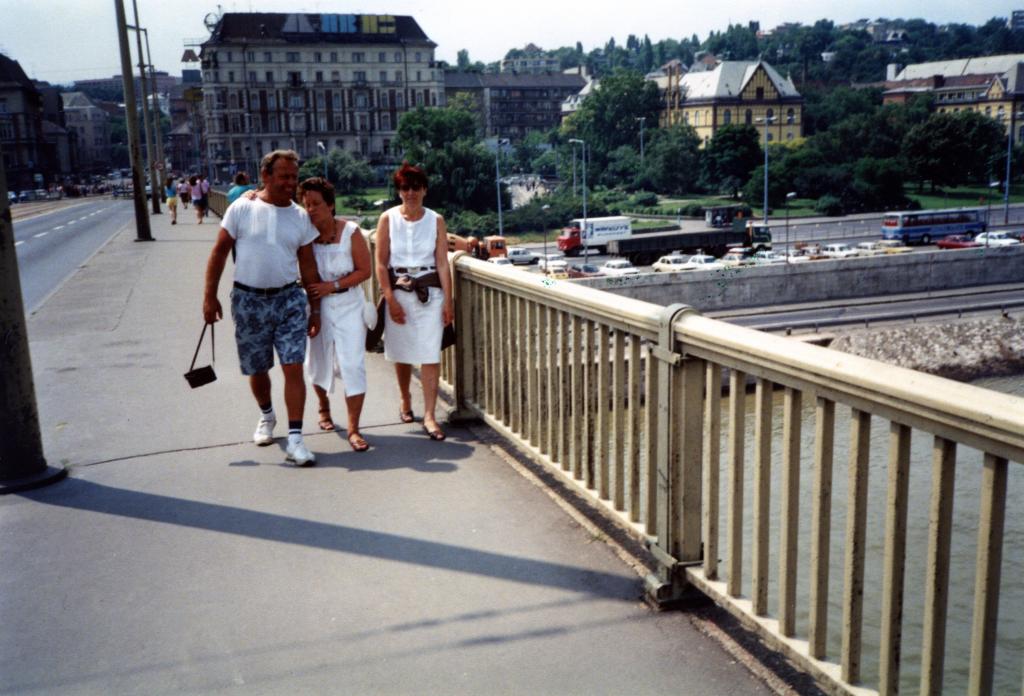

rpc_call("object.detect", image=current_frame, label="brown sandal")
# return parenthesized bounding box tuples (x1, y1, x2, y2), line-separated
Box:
(422, 424, 446, 441)
(318, 409, 335, 431)
(347, 432, 370, 452)
(399, 409, 415, 424)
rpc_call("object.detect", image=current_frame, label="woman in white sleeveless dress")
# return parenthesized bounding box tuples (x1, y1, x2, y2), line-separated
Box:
(300, 178, 373, 451)
(374, 163, 454, 441)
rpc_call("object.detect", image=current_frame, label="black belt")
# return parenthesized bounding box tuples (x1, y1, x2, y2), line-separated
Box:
(233, 280, 299, 297)
(393, 266, 435, 274)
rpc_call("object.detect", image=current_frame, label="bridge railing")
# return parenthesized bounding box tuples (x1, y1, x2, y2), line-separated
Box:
(441, 253, 1024, 696)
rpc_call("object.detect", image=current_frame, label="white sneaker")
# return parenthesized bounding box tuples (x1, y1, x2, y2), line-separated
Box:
(286, 439, 316, 467)
(253, 416, 276, 446)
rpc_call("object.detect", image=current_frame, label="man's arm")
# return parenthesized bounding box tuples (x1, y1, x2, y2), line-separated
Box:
(297, 243, 322, 338)
(203, 228, 235, 323)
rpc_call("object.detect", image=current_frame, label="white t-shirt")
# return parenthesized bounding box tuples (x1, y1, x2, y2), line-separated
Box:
(221, 196, 318, 288)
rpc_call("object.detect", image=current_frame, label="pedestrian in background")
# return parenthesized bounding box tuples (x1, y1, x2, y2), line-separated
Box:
(374, 162, 454, 441)
(202, 150, 322, 466)
(227, 171, 256, 207)
(164, 176, 178, 225)
(178, 178, 190, 209)
(190, 175, 206, 223)
(300, 177, 373, 452)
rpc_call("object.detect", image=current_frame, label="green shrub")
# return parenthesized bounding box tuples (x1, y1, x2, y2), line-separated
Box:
(815, 195, 844, 216)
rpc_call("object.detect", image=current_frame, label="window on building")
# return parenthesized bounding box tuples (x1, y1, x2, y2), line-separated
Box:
(247, 51, 255, 62)
(229, 93, 238, 109)
(786, 132, 794, 141)
(767, 132, 773, 142)
(416, 91, 423, 106)
(431, 92, 437, 106)
(396, 93, 404, 108)
(997, 106, 1006, 119)
(290, 94, 304, 109)
(354, 71, 366, 82)
(694, 111, 700, 125)
(228, 71, 235, 83)
(227, 51, 233, 62)
(267, 94, 276, 109)
(415, 52, 421, 62)
(264, 51, 272, 62)
(395, 70, 402, 83)
(766, 107, 774, 121)
(330, 52, 338, 63)
(333, 92, 342, 109)
(378, 52, 386, 63)
(416, 70, 421, 82)
(331, 70, 340, 82)
(355, 93, 368, 108)
(0, 99, 7, 113)
(316, 92, 325, 108)
(380, 92, 389, 107)
(317, 114, 327, 131)
(756, 86, 764, 100)
(314, 52, 322, 63)
(787, 108, 794, 124)
(353, 52, 364, 63)
(248, 71, 256, 83)
(723, 109, 731, 124)
(745, 109, 753, 125)
(287, 52, 299, 62)
(394, 51, 401, 63)
(265, 71, 273, 83)
(315, 71, 323, 83)
(383, 139, 390, 155)
(381, 113, 391, 130)
(380, 71, 387, 82)
(358, 114, 368, 131)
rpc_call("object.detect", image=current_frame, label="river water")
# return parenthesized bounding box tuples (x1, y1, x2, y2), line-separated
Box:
(716, 373, 1022, 694)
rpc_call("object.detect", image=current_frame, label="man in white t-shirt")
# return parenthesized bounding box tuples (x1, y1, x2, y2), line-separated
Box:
(203, 150, 322, 466)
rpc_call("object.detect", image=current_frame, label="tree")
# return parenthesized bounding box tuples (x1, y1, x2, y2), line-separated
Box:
(702, 124, 762, 197)
(903, 111, 1004, 190)
(298, 148, 374, 193)
(395, 105, 478, 162)
(639, 123, 701, 195)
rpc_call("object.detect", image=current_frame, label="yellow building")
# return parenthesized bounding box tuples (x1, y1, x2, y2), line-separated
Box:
(651, 60, 803, 147)
(883, 55, 1024, 143)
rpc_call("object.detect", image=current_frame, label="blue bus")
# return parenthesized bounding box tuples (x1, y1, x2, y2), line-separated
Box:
(881, 208, 987, 245)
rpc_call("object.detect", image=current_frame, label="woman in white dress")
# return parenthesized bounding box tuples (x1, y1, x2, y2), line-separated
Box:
(374, 163, 454, 441)
(300, 178, 373, 451)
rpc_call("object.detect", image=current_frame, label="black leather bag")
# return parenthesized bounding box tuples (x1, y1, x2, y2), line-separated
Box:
(184, 323, 217, 388)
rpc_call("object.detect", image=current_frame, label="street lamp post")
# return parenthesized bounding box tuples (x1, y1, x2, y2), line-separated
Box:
(571, 140, 577, 198)
(756, 115, 775, 224)
(785, 191, 796, 263)
(494, 137, 509, 236)
(636, 116, 646, 169)
(569, 138, 588, 261)
(1002, 111, 1024, 225)
(317, 141, 327, 181)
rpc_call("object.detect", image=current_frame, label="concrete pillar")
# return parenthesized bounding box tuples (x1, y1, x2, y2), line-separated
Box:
(0, 159, 67, 493)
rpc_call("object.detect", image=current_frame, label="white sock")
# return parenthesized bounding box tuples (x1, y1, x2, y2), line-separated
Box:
(288, 432, 303, 446)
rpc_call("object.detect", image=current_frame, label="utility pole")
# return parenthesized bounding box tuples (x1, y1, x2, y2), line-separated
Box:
(0, 158, 67, 493)
(130, 0, 160, 214)
(142, 28, 165, 189)
(113, 0, 153, 241)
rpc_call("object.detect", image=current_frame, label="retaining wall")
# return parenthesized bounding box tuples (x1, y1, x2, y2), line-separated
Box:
(575, 246, 1024, 311)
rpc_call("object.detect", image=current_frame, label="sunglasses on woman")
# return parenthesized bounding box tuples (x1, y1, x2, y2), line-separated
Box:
(398, 184, 422, 191)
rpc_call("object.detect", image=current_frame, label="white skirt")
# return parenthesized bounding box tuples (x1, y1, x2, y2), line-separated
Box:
(384, 286, 443, 365)
(306, 291, 367, 396)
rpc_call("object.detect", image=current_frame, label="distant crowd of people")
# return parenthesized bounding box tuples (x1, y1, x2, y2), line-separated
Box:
(199, 151, 453, 466)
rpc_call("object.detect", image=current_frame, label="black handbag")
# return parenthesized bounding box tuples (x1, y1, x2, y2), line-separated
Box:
(184, 322, 217, 388)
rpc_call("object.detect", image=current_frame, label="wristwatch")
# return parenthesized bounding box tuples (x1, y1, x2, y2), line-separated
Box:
(333, 279, 348, 293)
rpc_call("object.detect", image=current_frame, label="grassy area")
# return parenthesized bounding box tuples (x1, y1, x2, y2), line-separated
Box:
(334, 187, 393, 215)
(905, 184, 1024, 210)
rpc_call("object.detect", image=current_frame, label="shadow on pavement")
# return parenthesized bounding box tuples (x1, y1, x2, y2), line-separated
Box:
(21, 477, 641, 600)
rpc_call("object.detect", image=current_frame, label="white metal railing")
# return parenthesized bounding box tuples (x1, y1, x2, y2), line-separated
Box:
(441, 252, 1024, 696)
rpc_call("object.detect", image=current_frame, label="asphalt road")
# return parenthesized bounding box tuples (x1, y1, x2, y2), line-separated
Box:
(13, 199, 135, 313)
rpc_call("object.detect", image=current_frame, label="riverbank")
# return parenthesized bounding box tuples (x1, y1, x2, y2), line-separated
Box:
(829, 316, 1024, 381)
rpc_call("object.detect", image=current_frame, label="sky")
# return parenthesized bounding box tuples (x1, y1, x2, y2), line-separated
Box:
(0, 0, 1018, 85)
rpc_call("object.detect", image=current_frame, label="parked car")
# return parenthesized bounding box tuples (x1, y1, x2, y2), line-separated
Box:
(537, 252, 567, 271)
(974, 231, 1021, 247)
(721, 247, 754, 267)
(876, 239, 912, 254)
(784, 249, 812, 263)
(651, 254, 689, 272)
(488, 256, 514, 266)
(6, 191, 16, 204)
(600, 259, 640, 276)
(937, 234, 981, 250)
(855, 241, 886, 256)
(751, 249, 786, 265)
(566, 263, 604, 278)
(506, 247, 537, 265)
(822, 243, 859, 259)
(545, 267, 569, 280)
(678, 253, 725, 271)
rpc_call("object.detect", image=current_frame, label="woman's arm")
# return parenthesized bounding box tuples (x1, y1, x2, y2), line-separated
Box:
(435, 215, 454, 326)
(375, 214, 405, 323)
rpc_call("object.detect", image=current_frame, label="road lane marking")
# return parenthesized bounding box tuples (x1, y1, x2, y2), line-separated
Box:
(54, 225, 64, 230)
(67, 220, 75, 224)
(77, 217, 88, 221)
(15, 240, 24, 247)
(34, 232, 47, 238)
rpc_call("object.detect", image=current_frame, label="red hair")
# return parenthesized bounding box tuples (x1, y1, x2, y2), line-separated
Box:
(392, 161, 428, 190)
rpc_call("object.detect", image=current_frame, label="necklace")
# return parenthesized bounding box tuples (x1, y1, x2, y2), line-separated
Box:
(315, 222, 339, 244)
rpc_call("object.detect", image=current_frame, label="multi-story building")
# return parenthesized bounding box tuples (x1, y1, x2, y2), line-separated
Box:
(61, 91, 112, 174)
(199, 12, 444, 179)
(0, 53, 47, 190)
(500, 44, 561, 74)
(445, 71, 586, 140)
(35, 82, 73, 178)
(883, 54, 1024, 143)
(652, 60, 803, 147)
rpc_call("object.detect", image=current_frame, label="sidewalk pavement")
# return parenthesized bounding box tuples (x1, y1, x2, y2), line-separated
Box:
(1, 206, 777, 695)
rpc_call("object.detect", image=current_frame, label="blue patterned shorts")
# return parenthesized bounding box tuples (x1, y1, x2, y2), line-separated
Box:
(230, 284, 308, 375)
